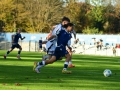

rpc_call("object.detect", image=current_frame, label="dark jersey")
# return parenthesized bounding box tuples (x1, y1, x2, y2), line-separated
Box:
(39, 40, 42, 46)
(39, 40, 42, 48)
(57, 29, 71, 47)
(13, 33, 22, 44)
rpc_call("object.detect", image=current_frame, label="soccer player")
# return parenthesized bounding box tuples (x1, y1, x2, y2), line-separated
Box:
(44, 17, 76, 67)
(4, 29, 25, 59)
(38, 37, 42, 52)
(42, 17, 71, 60)
(33, 23, 74, 74)
(67, 29, 76, 68)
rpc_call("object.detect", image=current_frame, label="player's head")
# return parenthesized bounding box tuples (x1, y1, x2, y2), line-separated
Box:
(61, 16, 70, 26)
(17, 28, 21, 33)
(63, 23, 74, 32)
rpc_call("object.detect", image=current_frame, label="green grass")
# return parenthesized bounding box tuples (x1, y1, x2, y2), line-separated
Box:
(0, 50, 120, 90)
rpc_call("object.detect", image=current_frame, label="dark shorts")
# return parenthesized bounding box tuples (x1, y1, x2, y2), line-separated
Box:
(39, 45, 42, 49)
(52, 45, 68, 60)
(11, 43, 21, 49)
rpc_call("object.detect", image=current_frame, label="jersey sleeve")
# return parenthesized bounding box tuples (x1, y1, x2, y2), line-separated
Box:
(52, 24, 62, 36)
(19, 34, 22, 39)
(67, 40, 71, 46)
(71, 30, 76, 35)
(11, 34, 15, 40)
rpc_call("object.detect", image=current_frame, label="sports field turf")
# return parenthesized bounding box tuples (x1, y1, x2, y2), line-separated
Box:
(0, 50, 120, 90)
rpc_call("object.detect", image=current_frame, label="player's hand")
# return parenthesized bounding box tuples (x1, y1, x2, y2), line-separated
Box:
(74, 39, 78, 44)
(68, 46, 72, 51)
(23, 36, 25, 38)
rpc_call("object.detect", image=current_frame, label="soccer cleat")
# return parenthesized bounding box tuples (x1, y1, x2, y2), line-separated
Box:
(17, 56, 21, 60)
(33, 62, 37, 71)
(62, 69, 72, 74)
(33, 62, 40, 73)
(4, 55, 6, 59)
(35, 68, 40, 73)
(68, 64, 75, 68)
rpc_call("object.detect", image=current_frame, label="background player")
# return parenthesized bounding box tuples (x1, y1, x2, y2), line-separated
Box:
(33, 23, 74, 74)
(38, 37, 42, 52)
(4, 29, 25, 59)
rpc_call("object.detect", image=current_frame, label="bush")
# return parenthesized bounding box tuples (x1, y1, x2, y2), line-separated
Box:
(82, 27, 103, 34)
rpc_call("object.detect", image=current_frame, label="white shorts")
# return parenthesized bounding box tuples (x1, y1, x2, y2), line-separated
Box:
(46, 40, 56, 55)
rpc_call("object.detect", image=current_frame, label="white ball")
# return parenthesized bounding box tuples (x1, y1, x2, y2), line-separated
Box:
(103, 69, 112, 77)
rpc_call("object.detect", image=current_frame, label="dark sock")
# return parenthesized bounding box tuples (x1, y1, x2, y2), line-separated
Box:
(38, 61, 45, 66)
(64, 64, 68, 68)
(7, 51, 10, 54)
(39, 62, 43, 65)
(64, 62, 69, 69)
(18, 50, 21, 54)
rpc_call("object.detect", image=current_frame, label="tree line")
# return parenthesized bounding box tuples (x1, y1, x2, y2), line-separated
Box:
(0, 0, 120, 34)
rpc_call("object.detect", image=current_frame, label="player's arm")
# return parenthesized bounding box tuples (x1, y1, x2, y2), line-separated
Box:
(11, 34, 14, 43)
(47, 29, 61, 41)
(67, 45, 72, 51)
(21, 37, 25, 40)
(47, 25, 61, 41)
(20, 34, 25, 40)
(72, 30, 76, 39)
(47, 35, 56, 41)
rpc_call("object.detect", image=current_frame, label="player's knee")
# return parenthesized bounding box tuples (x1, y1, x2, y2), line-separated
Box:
(65, 54, 71, 61)
(20, 47, 22, 50)
(49, 61, 54, 64)
(69, 52, 72, 56)
(59, 57, 63, 60)
(9, 48, 13, 51)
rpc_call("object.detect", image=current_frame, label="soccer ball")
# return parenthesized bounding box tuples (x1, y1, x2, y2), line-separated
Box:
(103, 69, 112, 77)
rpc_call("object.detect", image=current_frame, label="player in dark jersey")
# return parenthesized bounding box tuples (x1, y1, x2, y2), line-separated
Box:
(4, 29, 25, 59)
(38, 37, 42, 52)
(33, 23, 73, 74)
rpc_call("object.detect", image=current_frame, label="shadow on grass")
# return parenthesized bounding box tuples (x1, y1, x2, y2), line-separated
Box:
(0, 51, 120, 89)
(0, 64, 119, 84)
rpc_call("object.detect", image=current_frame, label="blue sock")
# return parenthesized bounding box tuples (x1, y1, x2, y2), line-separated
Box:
(38, 61, 45, 66)
(63, 62, 69, 70)
(7, 51, 10, 54)
(18, 50, 21, 54)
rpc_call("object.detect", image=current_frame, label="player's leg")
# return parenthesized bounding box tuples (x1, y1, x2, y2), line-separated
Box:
(33, 46, 61, 73)
(39, 46, 42, 53)
(17, 44, 22, 59)
(33, 56, 56, 73)
(42, 40, 55, 60)
(68, 49, 75, 68)
(67, 39, 75, 68)
(62, 51, 72, 74)
(4, 45, 15, 59)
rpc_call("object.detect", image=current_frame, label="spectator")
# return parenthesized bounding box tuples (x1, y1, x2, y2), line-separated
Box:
(112, 47, 116, 56)
(39, 37, 42, 52)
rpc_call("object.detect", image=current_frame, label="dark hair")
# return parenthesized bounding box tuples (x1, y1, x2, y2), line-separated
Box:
(62, 16, 70, 22)
(63, 23, 74, 28)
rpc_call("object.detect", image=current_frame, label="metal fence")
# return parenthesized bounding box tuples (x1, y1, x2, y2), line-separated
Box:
(0, 40, 39, 52)
(1, 41, 120, 56)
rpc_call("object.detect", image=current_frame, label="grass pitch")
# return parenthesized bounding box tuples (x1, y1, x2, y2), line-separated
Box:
(0, 50, 120, 90)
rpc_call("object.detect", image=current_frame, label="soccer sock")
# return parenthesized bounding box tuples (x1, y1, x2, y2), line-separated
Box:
(38, 61, 45, 67)
(18, 50, 21, 56)
(69, 60, 72, 65)
(5, 50, 10, 56)
(63, 62, 69, 70)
